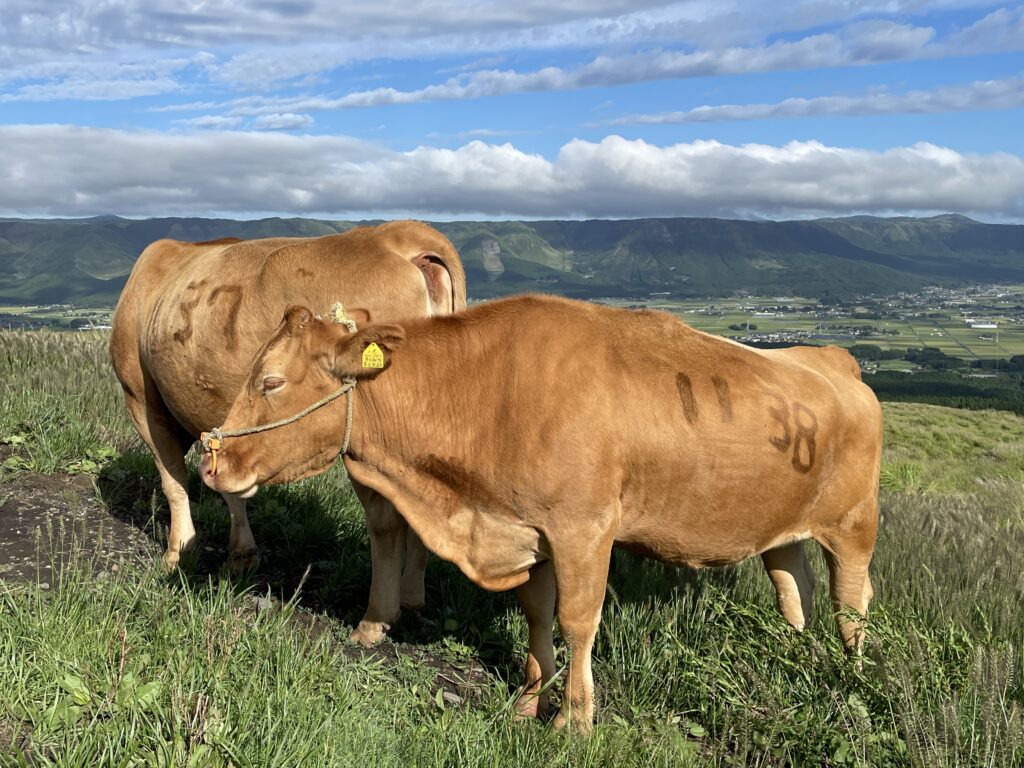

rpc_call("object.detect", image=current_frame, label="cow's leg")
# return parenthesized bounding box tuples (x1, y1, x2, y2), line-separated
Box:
(819, 500, 878, 654)
(350, 483, 405, 647)
(551, 541, 613, 732)
(761, 540, 815, 631)
(513, 560, 557, 720)
(121, 390, 195, 570)
(224, 493, 259, 572)
(399, 528, 428, 611)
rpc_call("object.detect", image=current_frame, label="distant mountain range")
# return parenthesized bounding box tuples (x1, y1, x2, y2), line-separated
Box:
(1, 214, 1022, 305)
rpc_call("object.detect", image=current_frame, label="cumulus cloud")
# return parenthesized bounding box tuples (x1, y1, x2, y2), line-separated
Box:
(0, 125, 1021, 219)
(609, 74, 1024, 124)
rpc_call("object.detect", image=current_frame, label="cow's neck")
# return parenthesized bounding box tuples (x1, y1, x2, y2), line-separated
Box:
(343, 320, 544, 587)
(348, 322, 484, 469)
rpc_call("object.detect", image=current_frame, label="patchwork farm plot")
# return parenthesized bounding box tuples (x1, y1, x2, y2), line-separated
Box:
(606, 285, 1024, 362)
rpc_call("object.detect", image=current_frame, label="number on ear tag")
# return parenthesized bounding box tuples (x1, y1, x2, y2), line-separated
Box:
(362, 342, 385, 368)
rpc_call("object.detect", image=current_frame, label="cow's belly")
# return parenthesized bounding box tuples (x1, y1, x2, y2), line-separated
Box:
(615, 520, 812, 569)
(616, 457, 823, 568)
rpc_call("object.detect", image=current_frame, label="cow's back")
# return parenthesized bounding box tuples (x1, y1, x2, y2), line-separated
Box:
(601, 310, 881, 564)
(110, 221, 464, 436)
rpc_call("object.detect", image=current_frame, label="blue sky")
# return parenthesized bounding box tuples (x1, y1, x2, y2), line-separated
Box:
(1, 1, 1022, 220)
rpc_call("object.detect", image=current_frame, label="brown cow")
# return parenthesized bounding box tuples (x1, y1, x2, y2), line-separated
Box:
(109, 221, 465, 645)
(200, 294, 882, 730)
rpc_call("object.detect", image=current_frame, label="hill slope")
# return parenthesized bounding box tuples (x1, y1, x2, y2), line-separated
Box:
(0, 214, 1021, 305)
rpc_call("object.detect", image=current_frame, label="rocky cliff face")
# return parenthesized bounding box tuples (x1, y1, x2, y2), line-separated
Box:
(480, 239, 505, 281)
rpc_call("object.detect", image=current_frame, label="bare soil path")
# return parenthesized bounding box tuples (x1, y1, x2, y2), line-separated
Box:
(0, 469, 157, 585)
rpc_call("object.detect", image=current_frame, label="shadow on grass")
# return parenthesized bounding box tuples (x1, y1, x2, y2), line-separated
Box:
(93, 448, 748, 695)
(94, 450, 523, 680)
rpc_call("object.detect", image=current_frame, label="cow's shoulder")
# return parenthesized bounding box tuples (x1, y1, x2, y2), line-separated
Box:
(137, 237, 191, 260)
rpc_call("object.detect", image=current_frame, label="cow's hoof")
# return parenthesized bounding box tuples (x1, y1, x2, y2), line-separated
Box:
(513, 693, 549, 721)
(228, 548, 261, 574)
(399, 599, 425, 612)
(552, 712, 592, 733)
(162, 534, 196, 572)
(350, 621, 389, 647)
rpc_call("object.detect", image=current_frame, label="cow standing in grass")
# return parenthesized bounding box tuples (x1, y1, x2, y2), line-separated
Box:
(200, 294, 882, 730)
(109, 221, 465, 645)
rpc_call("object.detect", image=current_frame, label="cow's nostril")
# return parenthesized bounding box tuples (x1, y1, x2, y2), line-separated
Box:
(199, 453, 216, 483)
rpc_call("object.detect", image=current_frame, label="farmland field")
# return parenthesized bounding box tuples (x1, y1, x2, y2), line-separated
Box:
(604, 288, 1024, 361)
(1, 327, 1023, 766)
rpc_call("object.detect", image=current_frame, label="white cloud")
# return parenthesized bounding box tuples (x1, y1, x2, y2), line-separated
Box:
(941, 4, 1024, 54)
(0, 77, 181, 102)
(0, 125, 1020, 219)
(0, 0, 676, 52)
(251, 112, 314, 130)
(0, 54, 205, 102)
(186, 4, 1024, 93)
(218, 15, 1023, 116)
(609, 74, 1024, 123)
(173, 115, 244, 128)
(0, 1, 1014, 94)
(149, 100, 223, 113)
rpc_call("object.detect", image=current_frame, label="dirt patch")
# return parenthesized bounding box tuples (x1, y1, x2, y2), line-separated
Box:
(0, 471, 158, 585)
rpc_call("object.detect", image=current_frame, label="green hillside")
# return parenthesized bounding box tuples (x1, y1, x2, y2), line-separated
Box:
(1, 214, 1022, 305)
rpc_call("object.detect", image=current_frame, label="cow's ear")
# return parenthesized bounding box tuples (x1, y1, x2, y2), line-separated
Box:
(347, 307, 372, 325)
(283, 305, 314, 335)
(328, 324, 405, 379)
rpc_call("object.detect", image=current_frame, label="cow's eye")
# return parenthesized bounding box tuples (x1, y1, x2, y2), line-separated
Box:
(262, 376, 285, 393)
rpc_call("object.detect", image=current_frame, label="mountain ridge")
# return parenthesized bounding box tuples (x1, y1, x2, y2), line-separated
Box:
(0, 214, 1021, 305)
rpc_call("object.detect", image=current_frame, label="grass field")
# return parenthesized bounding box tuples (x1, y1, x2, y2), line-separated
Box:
(1, 329, 1023, 766)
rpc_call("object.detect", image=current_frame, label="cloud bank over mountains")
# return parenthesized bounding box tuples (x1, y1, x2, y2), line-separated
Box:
(2, 126, 1020, 220)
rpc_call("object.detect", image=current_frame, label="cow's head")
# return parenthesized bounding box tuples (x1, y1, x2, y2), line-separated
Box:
(200, 304, 404, 497)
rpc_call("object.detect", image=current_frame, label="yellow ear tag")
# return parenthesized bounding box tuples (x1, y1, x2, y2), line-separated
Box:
(362, 342, 385, 369)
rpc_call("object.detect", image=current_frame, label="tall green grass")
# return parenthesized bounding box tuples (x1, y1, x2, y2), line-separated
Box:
(1, 329, 1022, 766)
(881, 402, 1024, 494)
(1, 331, 138, 475)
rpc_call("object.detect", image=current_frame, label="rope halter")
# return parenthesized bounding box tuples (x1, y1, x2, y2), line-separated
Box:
(200, 304, 358, 477)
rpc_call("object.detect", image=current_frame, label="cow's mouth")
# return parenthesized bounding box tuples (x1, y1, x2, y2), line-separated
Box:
(236, 483, 260, 499)
(199, 454, 260, 497)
